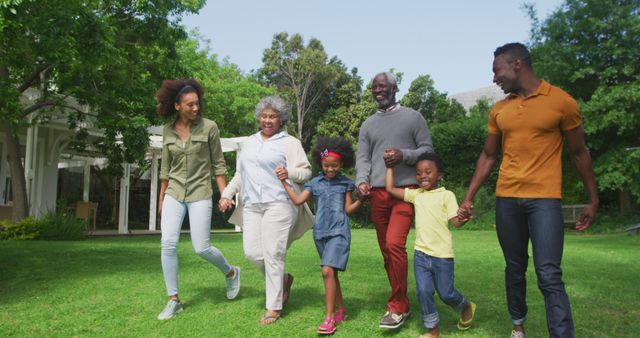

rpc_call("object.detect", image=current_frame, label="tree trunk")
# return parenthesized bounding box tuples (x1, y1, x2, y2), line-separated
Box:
(1, 125, 29, 221)
(296, 99, 304, 140)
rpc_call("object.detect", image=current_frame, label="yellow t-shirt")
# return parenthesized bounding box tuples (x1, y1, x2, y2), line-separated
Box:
(404, 187, 459, 258)
(488, 80, 582, 198)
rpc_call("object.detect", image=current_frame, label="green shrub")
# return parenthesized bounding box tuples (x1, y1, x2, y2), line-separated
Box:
(349, 197, 373, 229)
(349, 214, 370, 229)
(430, 117, 498, 189)
(447, 183, 495, 216)
(580, 209, 640, 234)
(458, 211, 496, 231)
(0, 217, 40, 240)
(38, 212, 88, 240)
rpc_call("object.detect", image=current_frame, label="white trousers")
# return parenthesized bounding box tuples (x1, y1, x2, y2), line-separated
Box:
(161, 195, 232, 296)
(242, 201, 297, 310)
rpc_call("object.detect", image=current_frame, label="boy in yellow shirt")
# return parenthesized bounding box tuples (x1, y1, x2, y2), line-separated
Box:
(385, 152, 476, 338)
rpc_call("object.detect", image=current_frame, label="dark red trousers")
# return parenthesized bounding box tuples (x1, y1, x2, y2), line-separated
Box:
(370, 187, 415, 314)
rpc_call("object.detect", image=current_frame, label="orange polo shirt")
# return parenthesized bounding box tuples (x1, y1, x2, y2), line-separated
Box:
(488, 80, 582, 198)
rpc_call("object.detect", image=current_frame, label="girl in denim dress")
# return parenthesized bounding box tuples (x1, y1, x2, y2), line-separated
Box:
(278, 137, 361, 335)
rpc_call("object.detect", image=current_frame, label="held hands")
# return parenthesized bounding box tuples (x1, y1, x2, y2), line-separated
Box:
(457, 200, 474, 221)
(384, 148, 403, 168)
(575, 202, 597, 231)
(275, 165, 289, 181)
(218, 197, 235, 213)
(457, 214, 472, 224)
(356, 182, 371, 201)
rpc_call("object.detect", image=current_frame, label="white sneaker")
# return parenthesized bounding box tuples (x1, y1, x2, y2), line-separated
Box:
(157, 299, 183, 320)
(510, 330, 528, 338)
(226, 266, 241, 300)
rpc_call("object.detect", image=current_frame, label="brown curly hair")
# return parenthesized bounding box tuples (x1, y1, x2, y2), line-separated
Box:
(156, 79, 205, 118)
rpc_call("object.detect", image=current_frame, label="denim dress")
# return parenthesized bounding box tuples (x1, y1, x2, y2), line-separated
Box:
(303, 174, 354, 270)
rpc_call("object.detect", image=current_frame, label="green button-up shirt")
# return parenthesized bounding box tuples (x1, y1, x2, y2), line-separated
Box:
(160, 116, 227, 202)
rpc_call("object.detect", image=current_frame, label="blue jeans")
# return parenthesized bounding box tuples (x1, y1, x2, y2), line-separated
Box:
(161, 195, 232, 296)
(496, 197, 573, 338)
(414, 250, 468, 329)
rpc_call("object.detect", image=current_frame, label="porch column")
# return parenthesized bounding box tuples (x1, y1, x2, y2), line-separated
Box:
(24, 124, 38, 214)
(83, 161, 90, 202)
(234, 146, 242, 233)
(118, 163, 131, 234)
(148, 152, 159, 231)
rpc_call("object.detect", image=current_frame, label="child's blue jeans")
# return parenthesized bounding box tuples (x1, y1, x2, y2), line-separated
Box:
(414, 250, 469, 329)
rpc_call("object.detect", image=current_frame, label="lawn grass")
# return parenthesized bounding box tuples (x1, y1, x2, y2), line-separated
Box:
(1, 229, 638, 337)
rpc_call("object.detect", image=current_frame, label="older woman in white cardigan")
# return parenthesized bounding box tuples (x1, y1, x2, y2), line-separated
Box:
(219, 96, 313, 324)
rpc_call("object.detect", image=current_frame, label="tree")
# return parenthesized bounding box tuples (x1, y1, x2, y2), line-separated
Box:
(176, 32, 274, 138)
(527, 0, 640, 207)
(257, 32, 340, 147)
(316, 95, 376, 147)
(327, 65, 363, 110)
(430, 116, 495, 187)
(400, 74, 466, 124)
(301, 63, 363, 149)
(468, 97, 493, 120)
(0, 0, 203, 220)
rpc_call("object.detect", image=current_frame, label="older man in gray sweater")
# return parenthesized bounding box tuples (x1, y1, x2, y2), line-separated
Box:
(356, 72, 433, 329)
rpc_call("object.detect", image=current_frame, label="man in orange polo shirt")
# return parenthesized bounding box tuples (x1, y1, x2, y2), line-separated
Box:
(458, 43, 598, 338)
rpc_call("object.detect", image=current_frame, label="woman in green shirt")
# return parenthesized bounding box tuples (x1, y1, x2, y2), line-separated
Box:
(154, 79, 240, 321)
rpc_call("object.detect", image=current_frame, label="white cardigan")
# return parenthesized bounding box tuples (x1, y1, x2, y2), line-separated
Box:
(221, 133, 314, 247)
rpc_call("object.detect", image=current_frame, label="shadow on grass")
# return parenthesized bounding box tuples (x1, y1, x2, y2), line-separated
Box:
(189, 285, 262, 309)
(285, 287, 379, 316)
(0, 238, 160, 304)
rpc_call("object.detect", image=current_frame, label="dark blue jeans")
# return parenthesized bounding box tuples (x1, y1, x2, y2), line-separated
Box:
(496, 197, 573, 338)
(414, 250, 468, 329)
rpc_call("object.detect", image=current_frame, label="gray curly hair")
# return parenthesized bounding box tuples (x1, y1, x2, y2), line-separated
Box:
(373, 71, 399, 89)
(254, 96, 291, 127)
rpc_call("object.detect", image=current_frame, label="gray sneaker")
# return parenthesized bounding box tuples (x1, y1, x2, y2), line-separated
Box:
(226, 266, 241, 300)
(379, 311, 410, 329)
(157, 299, 183, 320)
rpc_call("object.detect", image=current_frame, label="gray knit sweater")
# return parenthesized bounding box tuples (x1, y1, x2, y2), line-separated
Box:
(356, 105, 433, 188)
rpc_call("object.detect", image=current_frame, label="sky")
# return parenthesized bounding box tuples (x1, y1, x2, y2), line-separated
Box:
(181, 0, 565, 96)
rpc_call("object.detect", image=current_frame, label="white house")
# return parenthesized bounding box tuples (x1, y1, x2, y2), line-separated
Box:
(1, 89, 246, 234)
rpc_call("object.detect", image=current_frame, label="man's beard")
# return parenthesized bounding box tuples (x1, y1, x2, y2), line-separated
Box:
(376, 96, 394, 109)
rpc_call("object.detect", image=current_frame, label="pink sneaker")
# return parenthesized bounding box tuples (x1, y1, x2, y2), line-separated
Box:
(317, 316, 336, 335)
(335, 307, 348, 324)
